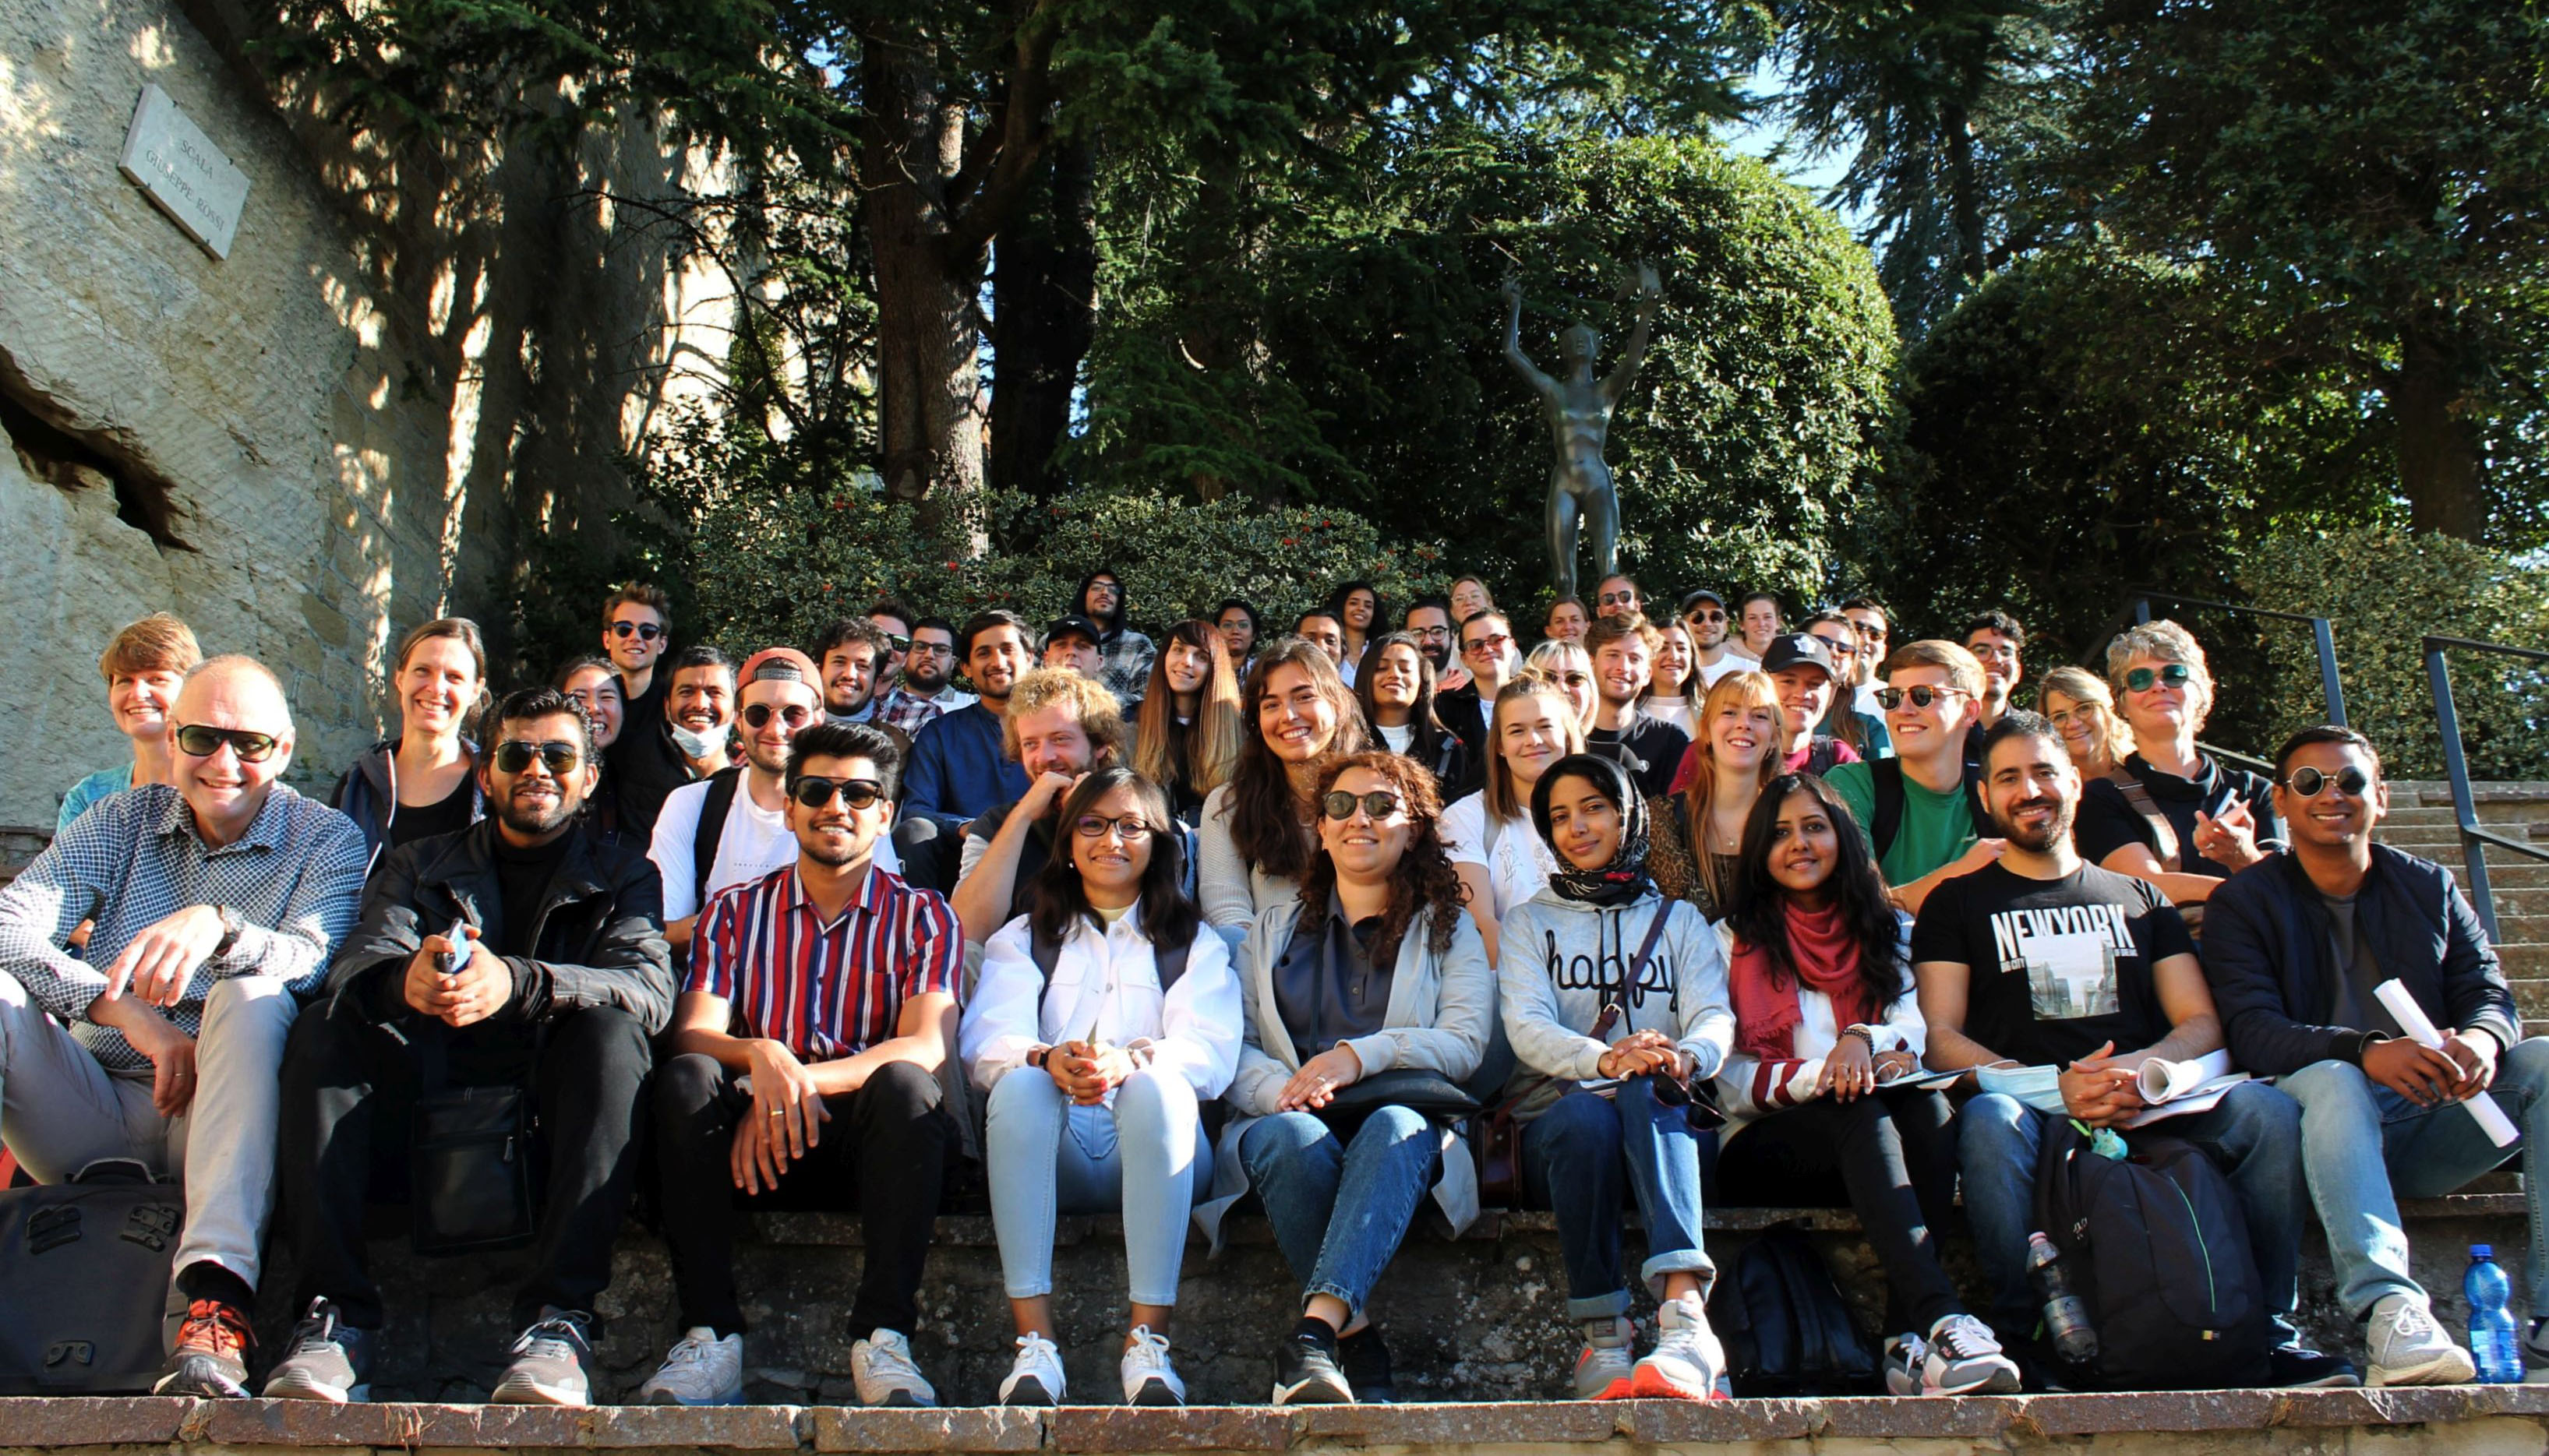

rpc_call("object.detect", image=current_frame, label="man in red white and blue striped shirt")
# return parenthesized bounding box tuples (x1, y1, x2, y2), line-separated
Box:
(647, 721, 961, 1408)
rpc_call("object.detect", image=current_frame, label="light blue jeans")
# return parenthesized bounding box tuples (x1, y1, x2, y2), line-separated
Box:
(2282, 1038, 2549, 1319)
(1239, 1105, 1442, 1321)
(983, 1066, 1210, 1306)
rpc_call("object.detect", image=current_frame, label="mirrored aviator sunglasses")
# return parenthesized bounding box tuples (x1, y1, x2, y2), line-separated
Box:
(493, 739, 582, 775)
(792, 775, 884, 811)
(2282, 764, 2371, 799)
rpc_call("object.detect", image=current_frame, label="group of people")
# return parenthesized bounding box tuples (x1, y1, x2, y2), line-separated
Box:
(1, 569, 2538, 1412)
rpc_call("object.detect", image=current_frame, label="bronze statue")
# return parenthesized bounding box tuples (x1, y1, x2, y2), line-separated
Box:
(1502, 265, 1662, 603)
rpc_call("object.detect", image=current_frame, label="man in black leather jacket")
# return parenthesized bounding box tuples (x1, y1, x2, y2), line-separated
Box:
(2204, 724, 2547, 1387)
(267, 688, 673, 1406)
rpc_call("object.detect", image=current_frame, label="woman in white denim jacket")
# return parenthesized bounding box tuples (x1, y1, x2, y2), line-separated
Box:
(962, 769, 1243, 1408)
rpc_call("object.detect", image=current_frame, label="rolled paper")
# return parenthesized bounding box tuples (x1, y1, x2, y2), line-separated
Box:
(2374, 978, 2520, 1148)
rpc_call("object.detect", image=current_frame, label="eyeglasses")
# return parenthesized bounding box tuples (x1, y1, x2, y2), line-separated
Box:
(1410, 626, 1453, 643)
(743, 703, 815, 729)
(493, 739, 583, 775)
(1875, 685, 1972, 710)
(791, 776, 884, 810)
(906, 640, 951, 658)
(1322, 789, 1404, 822)
(2282, 764, 2371, 799)
(609, 621, 664, 641)
(1463, 632, 1513, 654)
(1072, 813, 1155, 841)
(2124, 662, 2194, 693)
(174, 724, 281, 762)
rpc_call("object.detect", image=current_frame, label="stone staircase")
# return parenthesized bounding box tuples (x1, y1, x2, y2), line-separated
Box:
(2379, 782, 2549, 1021)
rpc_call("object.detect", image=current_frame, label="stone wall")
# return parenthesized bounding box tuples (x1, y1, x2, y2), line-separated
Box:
(0, 0, 731, 829)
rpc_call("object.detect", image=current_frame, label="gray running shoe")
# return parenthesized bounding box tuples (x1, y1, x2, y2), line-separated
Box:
(492, 1310, 595, 1406)
(263, 1299, 373, 1403)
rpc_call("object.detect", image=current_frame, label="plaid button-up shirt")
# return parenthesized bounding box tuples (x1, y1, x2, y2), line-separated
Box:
(685, 862, 961, 1059)
(0, 783, 368, 1070)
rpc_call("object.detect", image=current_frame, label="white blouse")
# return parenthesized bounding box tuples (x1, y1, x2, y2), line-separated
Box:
(961, 899, 1243, 1099)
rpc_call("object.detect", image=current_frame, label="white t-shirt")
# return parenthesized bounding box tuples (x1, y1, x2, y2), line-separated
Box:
(1696, 653, 1759, 689)
(1377, 722, 1415, 754)
(1644, 696, 1696, 739)
(1439, 789, 1559, 920)
(650, 774, 900, 921)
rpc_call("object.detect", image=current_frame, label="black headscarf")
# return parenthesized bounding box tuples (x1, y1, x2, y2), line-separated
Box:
(1530, 752, 1654, 907)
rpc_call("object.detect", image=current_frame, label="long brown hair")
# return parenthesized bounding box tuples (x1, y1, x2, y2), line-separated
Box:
(1134, 620, 1244, 798)
(1030, 769, 1202, 952)
(1295, 751, 1463, 963)
(1677, 669, 1783, 908)
(1223, 638, 1369, 880)
(1485, 675, 1587, 821)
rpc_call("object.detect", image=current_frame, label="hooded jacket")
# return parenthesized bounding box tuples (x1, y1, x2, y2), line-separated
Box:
(331, 737, 485, 872)
(1497, 887, 1733, 1121)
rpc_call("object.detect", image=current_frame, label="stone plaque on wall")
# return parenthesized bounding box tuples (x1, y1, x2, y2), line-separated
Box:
(117, 83, 249, 259)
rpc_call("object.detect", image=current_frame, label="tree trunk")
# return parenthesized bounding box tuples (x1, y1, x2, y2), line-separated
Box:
(863, 44, 988, 508)
(1940, 99, 1987, 285)
(2392, 316, 2487, 540)
(988, 134, 1096, 499)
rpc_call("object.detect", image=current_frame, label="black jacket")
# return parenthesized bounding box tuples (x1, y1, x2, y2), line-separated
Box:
(2202, 842, 2517, 1077)
(325, 817, 675, 1034)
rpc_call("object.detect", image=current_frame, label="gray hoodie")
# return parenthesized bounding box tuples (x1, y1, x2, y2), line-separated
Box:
(1497, 887, 1733, 1121)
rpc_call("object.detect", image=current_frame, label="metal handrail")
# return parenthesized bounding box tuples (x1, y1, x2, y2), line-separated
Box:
(2126, 590, 2346, 728)
(2422, 634, 2549, 943)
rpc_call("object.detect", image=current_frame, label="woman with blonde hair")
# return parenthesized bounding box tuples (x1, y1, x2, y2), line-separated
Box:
(2075, 619, 2276, 910)
(1440, 676, 1585, 962)
(1523, 639, 1598, 734)
(332, 616, 489, 865)
(2037, 664, 2130, 781)
(1132, 619, 1246, 826)
(1648, 671, 1783, 921)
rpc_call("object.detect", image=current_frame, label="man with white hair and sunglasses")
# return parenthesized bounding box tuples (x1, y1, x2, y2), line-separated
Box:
(0, 655, 367, 1398)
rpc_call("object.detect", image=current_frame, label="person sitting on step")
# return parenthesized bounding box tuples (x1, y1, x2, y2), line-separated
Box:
(961, 768, 1242, 1408)
(1499, 752, 1733, 1402)
(2204, 725, 2549, 1387)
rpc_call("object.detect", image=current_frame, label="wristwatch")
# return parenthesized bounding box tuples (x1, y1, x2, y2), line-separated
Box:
(213, 907, 245, 958)
(1026, 1045, 1052, 1070)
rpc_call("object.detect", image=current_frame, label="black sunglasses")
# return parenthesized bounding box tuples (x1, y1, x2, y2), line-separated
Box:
(2282, 764, 2372, 799)
(609, 621, 664, 641)
(1875, 685, 1970, 710)
(2124, 662, 2194, 693)
(742, 702, 815, 730)
(493, 739, 583, 775)
(174, 724, 281, 763)
(1321, 789, 1404, 822)
(879, 632, 912, 653)
(791, 775, 884, 811)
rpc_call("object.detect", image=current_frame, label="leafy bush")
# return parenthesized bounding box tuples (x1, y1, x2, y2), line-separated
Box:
(2241, 526, 2549, 781)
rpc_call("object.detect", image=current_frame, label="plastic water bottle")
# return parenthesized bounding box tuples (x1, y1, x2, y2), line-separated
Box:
(2028, 1232, 2099, 1363)
(2466, 1245, 2525, 1383)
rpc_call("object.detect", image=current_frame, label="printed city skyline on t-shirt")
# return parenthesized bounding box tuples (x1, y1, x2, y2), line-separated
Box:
(1989, 904, 2139, 1021)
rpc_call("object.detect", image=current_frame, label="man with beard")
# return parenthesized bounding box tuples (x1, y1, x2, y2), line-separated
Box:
(814, 618, 893, 728)
(1963, 610, 2026, 731)
(876, 616, 974, 737)
(1074, 570, 1156, 702)
(637, 722, 961, 1408)
(1678, 590, 1753, 687)
(1581, 612, 1688, 801)
(946, 669, 1128, 944)
(1909, 712, 2350, 1387)
(609, 646, 738, 839)
(1404, 594, 1468, 694)
(266, 688, 672, 1406)
(899, 612, 1040, 892)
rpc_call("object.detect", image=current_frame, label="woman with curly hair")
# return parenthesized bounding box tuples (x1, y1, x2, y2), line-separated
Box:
(1712, 774, 2016, 1397)
(1196, 639, 1371, 943)
(1132, 620, 1247, 826)
(1195, 752, 1494, 1405)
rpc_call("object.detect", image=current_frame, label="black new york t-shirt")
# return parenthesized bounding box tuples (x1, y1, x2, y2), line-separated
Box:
(1909, 862, 2196, 1066)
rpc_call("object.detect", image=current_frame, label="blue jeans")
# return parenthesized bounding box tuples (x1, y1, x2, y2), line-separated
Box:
(1238, 1105, 1442, 1320)
(1521, 1078, 1714, 1319)
(2282, 1038, 2549, 1319)
(1958, 1081, 2306, 1345)
(984, 1068, 1209, 1307)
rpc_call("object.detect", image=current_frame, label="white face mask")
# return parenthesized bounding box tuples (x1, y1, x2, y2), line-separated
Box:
(669, 721, 731, 760)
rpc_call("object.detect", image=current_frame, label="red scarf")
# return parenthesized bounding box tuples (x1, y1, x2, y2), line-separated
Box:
(1730, 901, 1880, 1061)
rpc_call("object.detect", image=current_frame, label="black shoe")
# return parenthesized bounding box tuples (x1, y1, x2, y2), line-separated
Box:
(1339, 1324, 1395, 1404)
(1271, 1322, 1354, 1405)
(2269, 1344, 2362, 1390)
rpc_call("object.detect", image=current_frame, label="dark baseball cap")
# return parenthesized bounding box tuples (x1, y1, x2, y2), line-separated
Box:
(1760, 632, 1837, 680)
(1678, 589, 1726, 614)
(1044, 615, 1103, 648)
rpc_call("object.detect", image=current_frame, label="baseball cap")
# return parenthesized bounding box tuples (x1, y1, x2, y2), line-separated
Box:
(1678, 589, 1726, 614)
(1044, 615, 1103, 647)
(1759, 633, 1837, 680)
(737, 647, 820, 686)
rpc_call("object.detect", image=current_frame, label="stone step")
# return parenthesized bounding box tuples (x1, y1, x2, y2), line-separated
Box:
(12, 1387, 2549, 1454)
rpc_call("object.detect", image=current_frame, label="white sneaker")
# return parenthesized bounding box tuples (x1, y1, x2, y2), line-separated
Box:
(998, 1331, 1066, 1406)
(1630, 1293, 1724, 1401)
(1573, 1316, 1636, 1401)
(1882, 1333, 1926, 1397)
(635, 1328, 745, 1406)
(851, 1328, 938, 1408)
(1919, 1314, 2021, 1395)
(2367, 1295, 2478, 1387)
(1120, 1325, 1186, 1406)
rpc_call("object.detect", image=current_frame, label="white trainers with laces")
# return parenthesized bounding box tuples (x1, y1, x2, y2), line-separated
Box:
(997, 1332, 1065, 1406)
(1573, 1316, 1636, 1401)
(636, 1328, 745, 1406)
(1631, 1292, 1725, 1401)
(851, 1328, 938, 1408)
(1919, 1313, 2022, 1395)
(2367, 1294, 2478, 1387)
(1120, 1325, 1186, 1406)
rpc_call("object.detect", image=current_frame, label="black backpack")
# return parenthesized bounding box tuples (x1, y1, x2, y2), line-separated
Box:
(1868, 757, 1989, 863)
(2031, 1118, 2274, 1390)
(690, 765, 747, 912)
(0, 1160, 183, 1394)
(1721, 1225, 1879, 1396)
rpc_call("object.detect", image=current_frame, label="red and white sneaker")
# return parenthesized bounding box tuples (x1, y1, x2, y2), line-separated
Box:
(1630, 1292, 1725, 1400)
(1573, 1316, 1636, 1400)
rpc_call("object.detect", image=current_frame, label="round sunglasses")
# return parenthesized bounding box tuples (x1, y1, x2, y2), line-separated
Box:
(1322, 789, 1405, 822)
(2124, 663, 2194, 693)
(609, 620, 664, 641)
(743, 702, 816, 730)
(2281, 764, 2371, 799)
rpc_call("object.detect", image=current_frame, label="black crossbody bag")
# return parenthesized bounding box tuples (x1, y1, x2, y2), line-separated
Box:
(408, 1023, 537, 1257)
